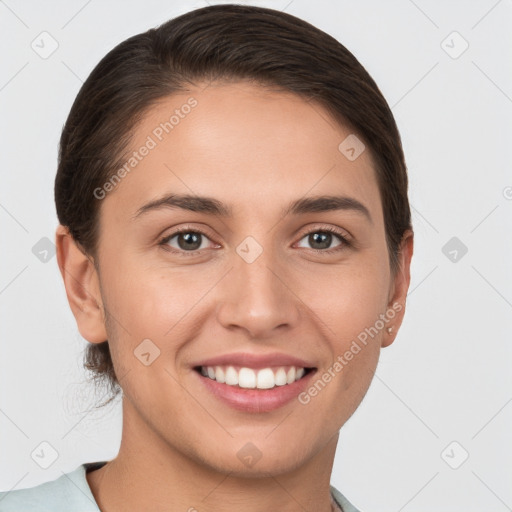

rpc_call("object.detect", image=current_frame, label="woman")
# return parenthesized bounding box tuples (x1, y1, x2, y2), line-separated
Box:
(0, 4, 413, 511)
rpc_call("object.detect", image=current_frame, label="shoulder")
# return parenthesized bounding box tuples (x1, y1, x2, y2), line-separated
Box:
(330, 484, 362, 512)
(0, 463, 103, 512)
(1, 467, 355, 512)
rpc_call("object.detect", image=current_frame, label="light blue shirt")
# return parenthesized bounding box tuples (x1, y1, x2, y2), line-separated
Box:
(0, 461, 361, 511)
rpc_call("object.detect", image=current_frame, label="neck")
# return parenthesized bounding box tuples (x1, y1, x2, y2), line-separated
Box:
(87, 397, 340, 512)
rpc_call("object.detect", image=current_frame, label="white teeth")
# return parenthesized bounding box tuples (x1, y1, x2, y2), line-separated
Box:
(239, 368, 256, 389)
(274, 368, 287, 386)
(215, 366, 225, 384)
(256, 368, 275, 389)
(200, 365, 308, 389)
(225, 366, 239, 386)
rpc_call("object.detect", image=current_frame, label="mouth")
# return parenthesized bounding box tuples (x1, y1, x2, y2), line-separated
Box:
(194, 365, 315, 390)
(192, 353, 317, 413)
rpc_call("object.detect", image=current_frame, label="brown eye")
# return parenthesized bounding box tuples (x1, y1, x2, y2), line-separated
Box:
(174, 232, 203, 251)
(160, 229, 215, 253)
(296, 228, 347, 252)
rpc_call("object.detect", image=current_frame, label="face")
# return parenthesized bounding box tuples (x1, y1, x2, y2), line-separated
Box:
(62, 81, 412, 476)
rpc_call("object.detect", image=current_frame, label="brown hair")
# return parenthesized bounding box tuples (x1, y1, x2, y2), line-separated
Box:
(55, 4, 412, 405)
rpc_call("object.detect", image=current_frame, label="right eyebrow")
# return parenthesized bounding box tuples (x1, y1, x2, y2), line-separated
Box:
(133, 194, 232, 220)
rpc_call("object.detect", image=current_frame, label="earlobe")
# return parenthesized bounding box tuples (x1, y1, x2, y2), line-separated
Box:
(382, 229, 414, 348)
(55, 225, 108, 344)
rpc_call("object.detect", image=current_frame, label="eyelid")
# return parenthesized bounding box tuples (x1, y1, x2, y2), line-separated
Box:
(295, 223, 352, 244)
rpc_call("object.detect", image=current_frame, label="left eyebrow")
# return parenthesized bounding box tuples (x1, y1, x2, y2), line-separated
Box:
(132, 193, 372, 223)
(283, 195, 372, 223)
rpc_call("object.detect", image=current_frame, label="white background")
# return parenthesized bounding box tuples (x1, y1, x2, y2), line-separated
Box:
(1, 1, 511, 510)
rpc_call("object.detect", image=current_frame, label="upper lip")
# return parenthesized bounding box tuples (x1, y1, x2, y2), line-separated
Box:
(193, 352, 315, 370)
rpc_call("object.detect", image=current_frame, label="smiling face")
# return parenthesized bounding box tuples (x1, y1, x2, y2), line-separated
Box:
(61, 81, 412, 477)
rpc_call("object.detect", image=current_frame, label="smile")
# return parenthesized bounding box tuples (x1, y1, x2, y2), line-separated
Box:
(198, 365, 309, 390)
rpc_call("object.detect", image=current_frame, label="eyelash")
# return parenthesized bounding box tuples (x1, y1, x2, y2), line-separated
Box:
(158, 225, 352, 257)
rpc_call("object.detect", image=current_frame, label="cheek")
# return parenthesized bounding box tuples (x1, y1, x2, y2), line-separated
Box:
(102, 256, 213, 337)
(296, 260, 388, 400)
(297, 259, 390, 341)
(99, 258, 225, 388)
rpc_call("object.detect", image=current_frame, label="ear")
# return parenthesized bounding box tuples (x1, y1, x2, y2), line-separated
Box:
(381, 229, 414, 348)
(55, 224, 108, 344)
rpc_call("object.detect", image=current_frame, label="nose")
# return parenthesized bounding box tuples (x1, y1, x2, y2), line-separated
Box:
(215, 246, 301, 339)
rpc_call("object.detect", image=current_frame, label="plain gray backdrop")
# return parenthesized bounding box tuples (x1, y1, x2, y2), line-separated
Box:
(1, 1, 511, 510)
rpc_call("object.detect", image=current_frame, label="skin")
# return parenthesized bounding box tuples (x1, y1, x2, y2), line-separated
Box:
(56, 81, 413, 512)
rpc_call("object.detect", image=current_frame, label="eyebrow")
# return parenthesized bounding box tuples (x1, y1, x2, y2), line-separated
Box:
(133, 193, 372, 222)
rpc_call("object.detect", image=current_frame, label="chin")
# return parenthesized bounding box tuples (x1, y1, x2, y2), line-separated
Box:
(185, 436, 320, 478)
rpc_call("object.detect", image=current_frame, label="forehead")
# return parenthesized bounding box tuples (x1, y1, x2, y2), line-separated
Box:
(101, 81, 382, 224)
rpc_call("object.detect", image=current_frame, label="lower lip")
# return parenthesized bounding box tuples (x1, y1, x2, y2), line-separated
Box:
(196, 370, 316, 413)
